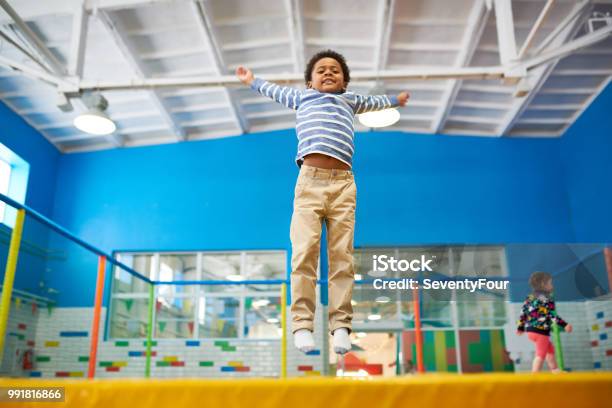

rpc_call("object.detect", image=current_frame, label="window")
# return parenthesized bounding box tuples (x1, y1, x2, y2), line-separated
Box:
(0, 143, 29, 227)
(352, 246, 509, 330)
(0, 159, 11, 222)
(108, 250, 286, 340)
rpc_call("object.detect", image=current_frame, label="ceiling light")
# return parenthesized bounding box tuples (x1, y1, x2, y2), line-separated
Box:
(266, 318, 279, 324)
(367, 314, 381, 321)
(358, 108, 400, 128)
(227, 274, 244, 281)
(375, 296, 390, 303)
(73, 92, 116, 135)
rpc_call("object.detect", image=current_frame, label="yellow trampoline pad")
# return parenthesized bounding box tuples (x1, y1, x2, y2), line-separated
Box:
(1, 372, 611, 408)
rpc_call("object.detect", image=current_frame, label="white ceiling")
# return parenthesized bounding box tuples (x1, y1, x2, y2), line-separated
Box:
(0, 0, 611, 153)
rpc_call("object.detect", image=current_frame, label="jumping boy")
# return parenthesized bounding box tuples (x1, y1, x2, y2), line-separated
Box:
(237, 50, 409, 354)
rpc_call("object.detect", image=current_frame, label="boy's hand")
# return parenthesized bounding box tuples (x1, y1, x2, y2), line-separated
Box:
(397, 91, 410, 106)
(565, 324, 573, 333)
(236, 66, 254, 86)
(516, 331, 523, 336)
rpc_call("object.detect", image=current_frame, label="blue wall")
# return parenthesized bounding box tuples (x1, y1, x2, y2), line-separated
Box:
(561, 83, 612, 242)
(0, 101, 60, 295)
(48, 130, 575, 306)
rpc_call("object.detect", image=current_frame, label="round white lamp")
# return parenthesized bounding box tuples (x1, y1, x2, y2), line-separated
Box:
(73, 93, 116, 135)
(358, 108, 400, 128)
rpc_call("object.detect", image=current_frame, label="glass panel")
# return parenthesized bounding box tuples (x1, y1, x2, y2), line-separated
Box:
(197, 297, 239, 338)
(352, 284, 399, 325)
(452, 246, 507, 327)
(158, 254, 197, 296)
(456, 296, 507, 327)
(354, 248, 395, 279)
(109, 297, 150, 338)
(155, 320, 193, 338)
(157, 296, 195, 319)
(506, 243, 610, 301)
(452, 246, 505, 277)
(244, 296, 282, 338)
(201, 252, 242, 280)
(244, 252, 286, 280)
(155, 294, 196, 338)
(0, 159, 10, 222)
(113, 254, 154, 294)
(414, 246, 453, 328)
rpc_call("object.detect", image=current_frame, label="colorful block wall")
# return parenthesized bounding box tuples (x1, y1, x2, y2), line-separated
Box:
(7, 299, 610, 377)
(459, 330, 513, 372)
(585, 298, 612, 370)
(402, 330, 458, 372)
(403, 329, 512, 373)
(5, 304, 324, 378)
(27, 307, 285, 378)
(0, 297, 39, 376)
(556, 302, 593, 371)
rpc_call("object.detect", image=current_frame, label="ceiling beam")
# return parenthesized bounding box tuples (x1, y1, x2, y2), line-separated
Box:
(227, 58, 294, 71)
(0, 55, 66, 87)
(192, 0, 248, 134)
(431, 0, 490, 133)
(495, 0, 593, 136)
(532, 0, 590, 54)
(68, 1, 88, 77)
(75, 66, 508, 92)
(0, 0, 121, 147)
(0, 0, 66, 75)
(493, 0, 518, 67)
(0, 26, 51, 72)
(96, 10, 185, 141)
(521, 24, 612, 70)
(374, 0, 396, 73)
(283, 0, 305, 70)
(517, 0, 556, 59)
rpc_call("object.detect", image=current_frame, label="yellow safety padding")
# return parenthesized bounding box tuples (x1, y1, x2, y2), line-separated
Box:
(0, 373, 611, 408)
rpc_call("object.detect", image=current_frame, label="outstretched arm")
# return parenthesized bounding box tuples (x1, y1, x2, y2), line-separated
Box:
(550, 300, 572, 332)
(353, 91, 409, 114)
(236, 66, 301, 110)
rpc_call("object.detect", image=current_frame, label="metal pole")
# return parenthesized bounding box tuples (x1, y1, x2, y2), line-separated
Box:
(395, 332, 401, 376)
(0, 209, 25, 363)
(87, 255, 106, 378)
(551, 322, 564, 370)
(281, 282, 287, 379)
(145, 283, 155, 378)
(413, 286, 425, 373)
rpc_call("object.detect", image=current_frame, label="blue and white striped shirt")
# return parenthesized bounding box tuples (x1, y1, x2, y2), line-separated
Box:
(250, 77, 400, 167)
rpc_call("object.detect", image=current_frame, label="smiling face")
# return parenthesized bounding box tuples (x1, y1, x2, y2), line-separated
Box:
(308, 57, 346, 93)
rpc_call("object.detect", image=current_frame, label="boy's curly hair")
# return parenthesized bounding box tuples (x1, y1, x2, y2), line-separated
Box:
(304, 49, 351, 86)
(529, 271, 552, 292)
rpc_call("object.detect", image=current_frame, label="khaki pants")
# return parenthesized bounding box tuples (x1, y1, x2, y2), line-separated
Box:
(290, 164, 356, 334)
